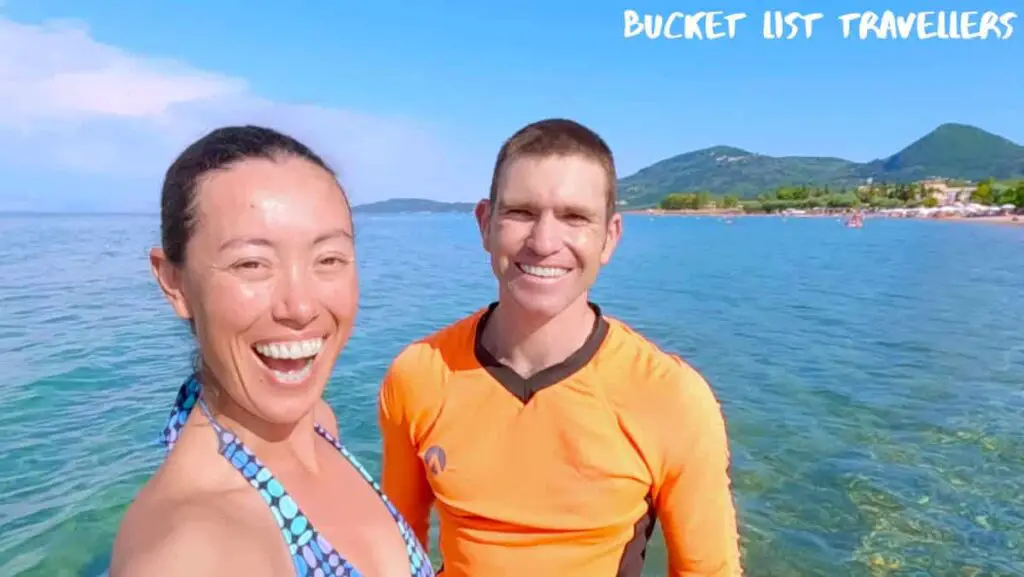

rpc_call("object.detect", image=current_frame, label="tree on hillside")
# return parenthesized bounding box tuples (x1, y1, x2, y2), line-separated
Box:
(894, 183, 915, 202)
(660, 192, 718, 210)
(972, 179, 994, 205)
(994, 181, 1024, 207)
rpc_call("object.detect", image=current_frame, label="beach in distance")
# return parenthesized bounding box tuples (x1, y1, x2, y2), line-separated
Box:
(1, 211, 1022, 577)
(627, 208, 1024, 226)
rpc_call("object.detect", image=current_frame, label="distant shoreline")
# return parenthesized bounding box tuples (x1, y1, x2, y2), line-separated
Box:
(623, 209, 745, 217)
(624, 209, 1023, 226)
(947, 214, 1023, 226)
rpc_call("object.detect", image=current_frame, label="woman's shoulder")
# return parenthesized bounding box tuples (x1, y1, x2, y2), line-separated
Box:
(110, 463, 284, 576)
(314, 398, 340, 438)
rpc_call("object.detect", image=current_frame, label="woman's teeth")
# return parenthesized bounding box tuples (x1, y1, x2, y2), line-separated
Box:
(254, 338, 324, 359)
(253, 338, 324, 384)
(274, 361, 313, 384)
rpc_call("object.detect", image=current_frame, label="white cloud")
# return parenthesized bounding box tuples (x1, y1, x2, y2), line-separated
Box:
(0, 19, 245, 124)
(0, 17, 484, 210)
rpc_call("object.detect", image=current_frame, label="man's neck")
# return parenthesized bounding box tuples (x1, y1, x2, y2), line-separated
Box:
(481, 296, 597, 379)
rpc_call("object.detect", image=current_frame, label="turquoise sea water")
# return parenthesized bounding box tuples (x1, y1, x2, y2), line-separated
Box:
(1, 212, 1022, 576)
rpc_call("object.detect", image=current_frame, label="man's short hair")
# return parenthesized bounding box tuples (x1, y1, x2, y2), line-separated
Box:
(488, 118, 617, 218)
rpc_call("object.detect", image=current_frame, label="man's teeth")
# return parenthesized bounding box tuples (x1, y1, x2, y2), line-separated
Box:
(274, 361, 313, 384)
(518, 264, 570, 278)
(253, 338, 324, 360)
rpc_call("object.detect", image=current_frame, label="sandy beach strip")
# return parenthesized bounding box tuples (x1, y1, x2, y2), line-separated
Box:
(943, 214, 1023, 226)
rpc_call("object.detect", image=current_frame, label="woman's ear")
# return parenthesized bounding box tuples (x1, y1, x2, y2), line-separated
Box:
(150, 247, 192, 321)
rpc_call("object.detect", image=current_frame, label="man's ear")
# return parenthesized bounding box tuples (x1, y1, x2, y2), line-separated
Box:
(150, 247, 192, 321)
(475, 199, 492, 250)
(599, 212, 623, 265)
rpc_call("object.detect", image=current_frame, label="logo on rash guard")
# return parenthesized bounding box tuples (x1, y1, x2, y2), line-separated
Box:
(424, 445, 447, 475)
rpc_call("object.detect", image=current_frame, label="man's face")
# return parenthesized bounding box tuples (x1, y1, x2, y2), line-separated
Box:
(475, 154, 622, 319)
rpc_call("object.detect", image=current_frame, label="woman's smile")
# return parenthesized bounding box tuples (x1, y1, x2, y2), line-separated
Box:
(252, 335, 327, 386)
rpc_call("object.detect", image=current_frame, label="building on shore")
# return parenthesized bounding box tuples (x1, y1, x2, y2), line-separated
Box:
(919, 179, 977, 206)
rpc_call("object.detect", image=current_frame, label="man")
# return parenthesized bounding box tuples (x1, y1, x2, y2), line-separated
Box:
(378, 118, 742, 576)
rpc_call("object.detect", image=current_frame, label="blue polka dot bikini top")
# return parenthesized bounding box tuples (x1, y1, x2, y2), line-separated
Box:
(160, 375, 435, 577)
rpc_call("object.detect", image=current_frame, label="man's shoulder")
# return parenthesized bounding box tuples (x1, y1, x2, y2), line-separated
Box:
(380, 307, 488, 418)
(388, 306, 487, 377)
(599, 318, 729, 471)
(599, 317, 718, 409)
(600, 317, 700, 379)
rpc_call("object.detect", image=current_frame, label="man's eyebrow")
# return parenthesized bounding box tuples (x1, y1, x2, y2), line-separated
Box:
(499, 200, 597, 216)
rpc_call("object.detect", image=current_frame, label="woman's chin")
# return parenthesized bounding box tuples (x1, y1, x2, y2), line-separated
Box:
(249, 389, 324, 426)
(240, 365, 329, 425)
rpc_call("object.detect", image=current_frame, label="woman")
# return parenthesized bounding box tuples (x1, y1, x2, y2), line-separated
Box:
(110, 125, 434, 577)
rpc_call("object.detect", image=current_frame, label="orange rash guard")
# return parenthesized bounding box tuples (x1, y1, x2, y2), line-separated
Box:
(379, 303, 742, 577)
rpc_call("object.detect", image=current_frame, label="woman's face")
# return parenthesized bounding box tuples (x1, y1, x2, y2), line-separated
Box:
(153, 155, 357, 426)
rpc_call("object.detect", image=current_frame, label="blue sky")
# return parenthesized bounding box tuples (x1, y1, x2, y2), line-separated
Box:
(0, 0, 1020, 212)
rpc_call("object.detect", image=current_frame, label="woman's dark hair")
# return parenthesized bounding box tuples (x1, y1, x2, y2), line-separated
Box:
(160, 125, 346, 265)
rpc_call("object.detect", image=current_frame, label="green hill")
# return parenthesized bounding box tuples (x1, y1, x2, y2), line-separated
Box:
(855, 123, 1024, 182)
(618, 123, 1024, 207)
(352, 198, 476, 214)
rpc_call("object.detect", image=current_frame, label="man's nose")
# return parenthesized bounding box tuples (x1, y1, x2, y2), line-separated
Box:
(526, 213, 562, 255)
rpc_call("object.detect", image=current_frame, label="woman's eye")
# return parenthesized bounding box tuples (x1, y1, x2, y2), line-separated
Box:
(318, 255, 353, 268)
(233, 260, 264, 270)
